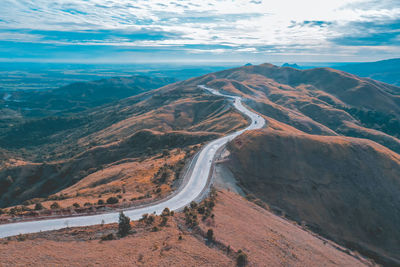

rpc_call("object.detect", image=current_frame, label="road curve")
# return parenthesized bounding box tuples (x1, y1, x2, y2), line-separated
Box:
(0, 85, 265, 238)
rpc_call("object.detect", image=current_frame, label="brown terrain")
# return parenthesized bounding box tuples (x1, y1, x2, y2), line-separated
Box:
(0, 81, 248, 208)
(1, 63, 400, 266)
(0, 190, 373, 267)
(187, 63, 400, 265)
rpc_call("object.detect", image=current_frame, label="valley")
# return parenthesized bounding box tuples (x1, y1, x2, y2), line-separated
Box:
(1, 62, 400, 266)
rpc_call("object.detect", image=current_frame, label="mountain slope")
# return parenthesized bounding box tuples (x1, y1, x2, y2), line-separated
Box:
(191, 63, 400, 153)
(182, 63, 400, 265)
(226, 128, 400, 265)
(0, 79, 247, 207)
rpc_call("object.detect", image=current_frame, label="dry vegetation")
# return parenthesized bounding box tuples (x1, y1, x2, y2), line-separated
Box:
(226, 128, 400, 265)
(0, 82, 248, 208)
(0, 190, 371, 267)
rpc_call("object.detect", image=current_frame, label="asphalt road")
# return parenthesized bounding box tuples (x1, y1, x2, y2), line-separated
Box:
(0, 85, 265, 238)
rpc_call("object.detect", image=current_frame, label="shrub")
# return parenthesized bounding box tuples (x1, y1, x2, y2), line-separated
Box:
(197, 206, 205, 214)
(17, 234, 26, 242)
(152, 226, 159, 232)
(190, 201, 197, 209)
(161, 207, 170, 217)
(207, 229, 214, 242)
(98, 199, 104, 205)
(106, 197, 119, 204)
(146, 215, 155, 225)
(72, 203, 80, 208)
(101, 233, 115, 241)
(118, 212, 131, 237)
(140, 213, 148, 222)
(162, 149, 170, 157)
(237, 250, 248, 267)
(50, 202, 60, 209)
(34, 203, 44, 211)
(83, 202, 92, 207)
(160, 216, 168, 226)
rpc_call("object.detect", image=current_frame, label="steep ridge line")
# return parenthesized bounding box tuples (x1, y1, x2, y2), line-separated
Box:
(0, 85, 265, 238)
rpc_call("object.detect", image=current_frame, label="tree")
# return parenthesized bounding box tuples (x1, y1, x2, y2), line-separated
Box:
(98, 199, 104, 205)
(118, 212, 131, 237)
(34, 203, 44, 210)
(236, 250, 248, 267)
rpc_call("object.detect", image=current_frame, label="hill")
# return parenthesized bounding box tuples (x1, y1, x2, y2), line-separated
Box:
(226, 129, 400, 265)
(337, 58, 400, 86)
(184, 63, 400, 265)
(0, 78, 247, 207)
(1, 63, 400, 265)
(0, 75, 177, 118)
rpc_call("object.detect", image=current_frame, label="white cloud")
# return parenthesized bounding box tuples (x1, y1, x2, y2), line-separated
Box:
(0, 0, 399, 61)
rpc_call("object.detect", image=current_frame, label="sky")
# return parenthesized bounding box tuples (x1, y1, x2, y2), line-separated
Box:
(0, 0, 399, 64)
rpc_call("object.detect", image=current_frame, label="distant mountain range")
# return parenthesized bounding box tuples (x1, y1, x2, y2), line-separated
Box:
(336, 58, 400, 86)
(0, 75, 177, 118)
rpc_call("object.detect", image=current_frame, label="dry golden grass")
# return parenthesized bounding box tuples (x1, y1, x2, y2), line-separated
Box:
(0, 190, 370, 267)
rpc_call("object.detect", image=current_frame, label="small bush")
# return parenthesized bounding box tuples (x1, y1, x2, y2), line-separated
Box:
(34, 203, 44, 211)
(118, 212, 131, 237)
(207, 229, 214, 242)
(190, 201, 198, 209)
(197, 206, 205, 214)
(161, 207, 170, 217)
(146, 215, 155, 225)
(101, 233, 115, 241)
(140, 213, 148, 222)
(72, 203, 80, 208)
(98, 199, 104, 205)
(17, 234, 26, 242)
(160, 216, 168, 226)
(106, 197, 119, 204)
(50, 202, 60, 209)
(83, 202, 92, 207)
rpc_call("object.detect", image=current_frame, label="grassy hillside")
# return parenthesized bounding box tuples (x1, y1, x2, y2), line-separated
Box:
(227, 129, 400, 265)
(0, 79, 247, 207)
(0, 190, 370, 267)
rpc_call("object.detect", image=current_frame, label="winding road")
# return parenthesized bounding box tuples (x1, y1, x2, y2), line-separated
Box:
(0, 85, 265, 238)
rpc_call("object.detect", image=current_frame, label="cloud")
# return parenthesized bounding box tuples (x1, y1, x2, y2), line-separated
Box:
(0, 0, 399, 62)
(331, 19, 400, 46)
